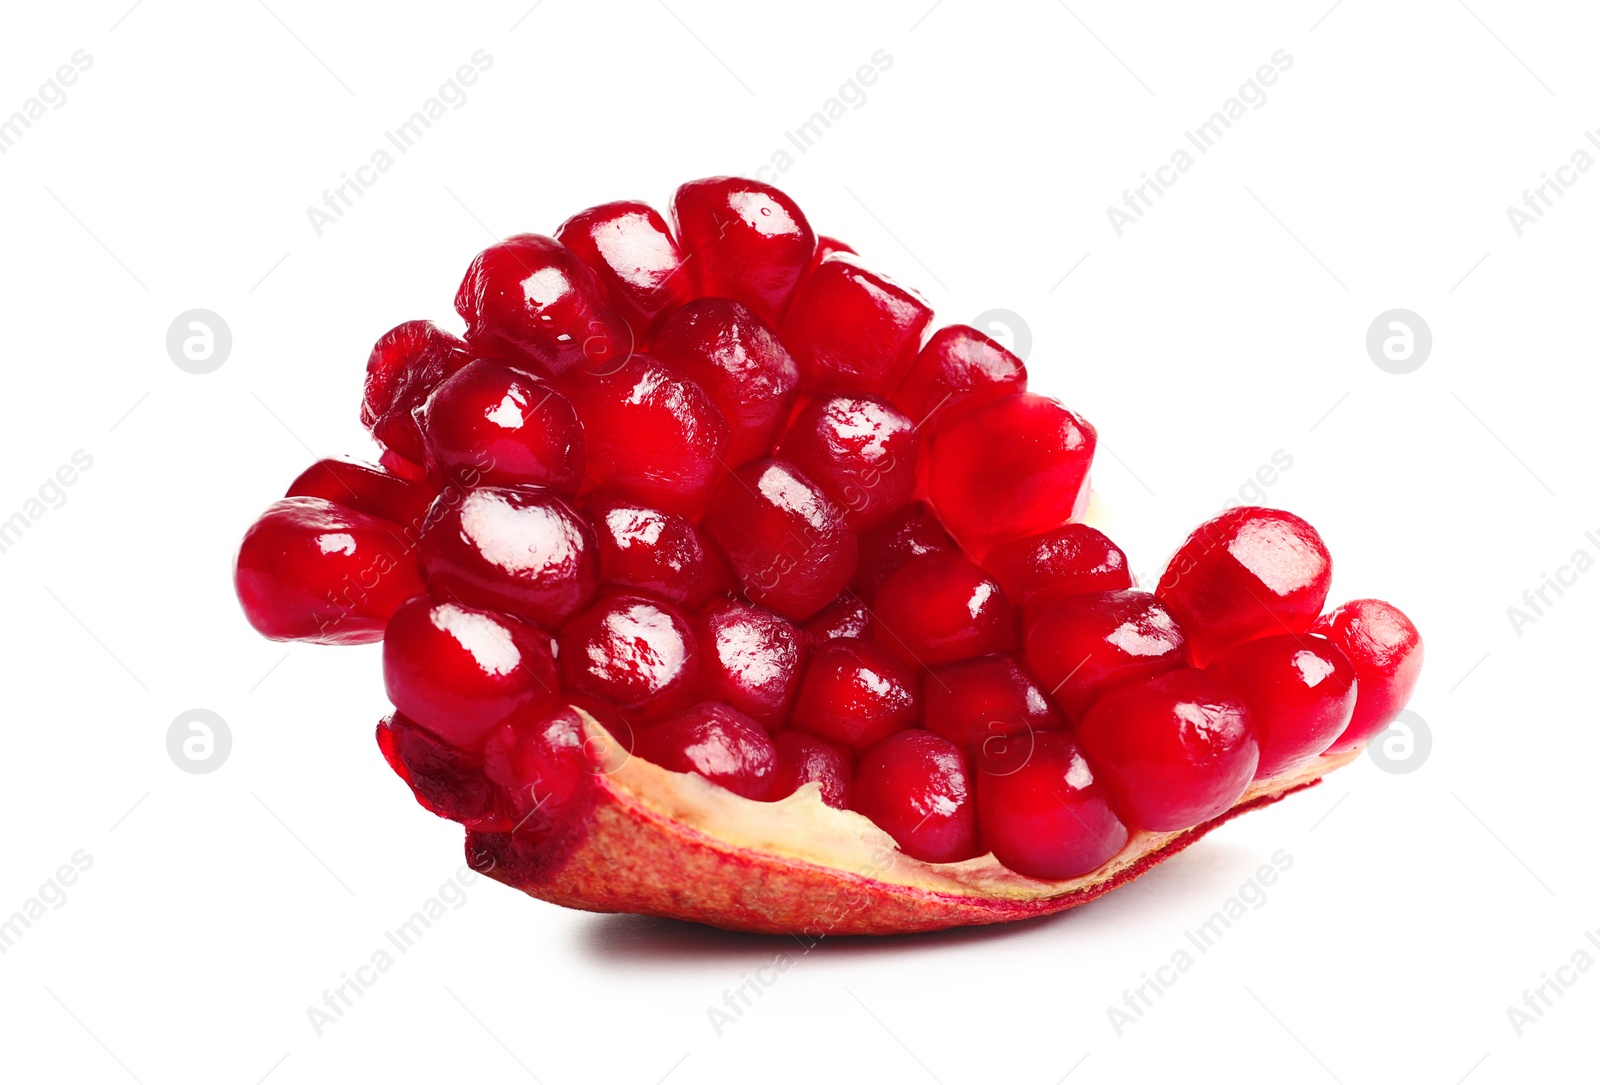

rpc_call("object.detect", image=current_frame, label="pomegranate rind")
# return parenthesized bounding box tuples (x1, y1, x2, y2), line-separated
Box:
(466, 715, 1356, 935)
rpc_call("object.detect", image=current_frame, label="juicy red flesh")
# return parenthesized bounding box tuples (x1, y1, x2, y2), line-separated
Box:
(922, 654, 1063, 754)
(892, 323, 1027, 432)
(362, 320, 470, 466)
(1207, 633, 1357, 778)
(481, 706, 591, 836)
(983, 523, 1132, 605)
(414, 359, 585, 493)
(777, 394, 919, 530)
(672, 176, 816, 327)
(850, 503, 958, 602)
(378, 712, 504, 830)
(873, 552, 1015, 667)
(792, 639, 918, 753)
(557, 593, 699, 718)
(555, 200, 692, 337)
(1310, 599, 1423, 754)
(635, 703, 778, 800)
(592, 498, 728, 608)
(781, 253, 933, 397)
(1023, 589, 1189, 723)
(854, 730, 978, 863)
(804, 593, 875, 644)
(772, 731, 853, 809)
(976, 730, 1128, 880)
(286, 458, 435, 530)
(696, 601, 807, 729)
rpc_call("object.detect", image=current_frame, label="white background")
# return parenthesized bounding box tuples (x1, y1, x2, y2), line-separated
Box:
(0, 0, 1593, 1081)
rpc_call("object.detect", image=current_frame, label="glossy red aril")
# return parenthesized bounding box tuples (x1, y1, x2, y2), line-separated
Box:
(772, 731, 853, 809)
(854, 731, 978, 863)
(413, 360, 584, 493)
(892, 324, 1027, 431)
(873, 552, 1014, 667)
(652, 298, 800, 467)
(922, 654, 1063, 754)
(1157, 506, 1333, 665)
(455, 234, 631, 376)
(804, 593, 874, 644)
(377, 712, 502, 830)
(1311, 599, 1424, 754)
(558, 593, 699, 717)
(672, 176, 816, 326)
(780, 254, 933, 397)
(927, 393, 1096, 556)
(635, 703, 778, 800)
(361, 320, 471, 466)
(555, 200, 692, 337)
(382, 596, 558, 750)
(1023, 589, 1189, 722)
(235, 497, 423, 644)
(481, 706, 590, 836)
(983, 523, 1132, 605)
(592, 498, 728, 608)
(695, 601, 807, 729)
(701, 458, 857, 620)
(977, 730, 1128, 880)
(1077, 668, 1259, 833)
(285, 458, 435, 530)
(777, 394, 919, 529)
(557, 353, 728, 516)
(792, 639, 918, 752)
(1207, 634, 1357, 778)
(850, 502, 957, 601)
(418, 486, 598, 629)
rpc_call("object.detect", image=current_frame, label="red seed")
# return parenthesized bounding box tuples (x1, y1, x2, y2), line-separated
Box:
(854, 731, 978, 863)
(672, 176, 816, 326)
(777, 394, 919, 530)
(1310, 599, 1423, 754)
(1023, 589, 1189, 722)
(780, 254, 933, 397)
(982, 523, 1132, 606)
(976, 730, 1127, 880)
(772, 731, 853, 808)
(414, 359, 585, 493)
(695, 600, 807, 729)
(791, 639, 918, 753)
(873, 552, 1015, 667)
(555, 200, 693, 337)
(892, 323, 1027, 433)
(635, 702, 778, 800)
(1207, 634, 1357, 778)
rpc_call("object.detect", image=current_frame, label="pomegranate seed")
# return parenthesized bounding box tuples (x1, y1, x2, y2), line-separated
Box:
(361, 320, 471, 465)
(1023, 589, 1189, 722)
(555, 200, 692, 337)
(850, 502, 958, 602)
(772, 731, 853, 808)
(1207, 634, 1357, 778)
(1077, 668, 1259, 832)
(652, 298, 800, 466)
(873, 552, 1015, 667)
(804, 593, 875, 644)
(557, 353, 728, 516)
(854, 731, 978, 863)
(701, 458, 858, 620)
(672, 176, 816, 326)
(780, 254, 933, 397)
(1310, 599, 1424, 754)
(380, 448, 428, 482)
(695, 600, 807, 729)
(635, 702, 778, 800)
(383, 595, 559, 750)
(922, 654, 1063, 754)
(592, 498, 729, 608)
(891, 324, 1027, 433)
(235, 497, 423, 644)
(481, 706, 591, 836)
(776, 394, 919, 530)
(558, 593, 699, 717)
(976, 731, 1128, 880)
(455, 234, 631, 377)
(285, 457, 435, 530)
(791, 639, 918, 752)
(1157, 507, 1332, 665)
(412, 359, 584, 493)
(377, 712, 503, 830)
(418, 486, 598, 629)
(982, 523, 1132, 606)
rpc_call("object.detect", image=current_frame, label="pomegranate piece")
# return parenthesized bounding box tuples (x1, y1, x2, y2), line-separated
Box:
(701, 458, 858, 620)
(1207, 634, 1357, 778)
(772, 731, 853, 808)
(922, 654, 1063, 754)
(927, 393, 1097, 556)
(976, 730, 1128, 880)
(235, 497, 423, 645)
(1157, 506, 1333, 665)
(1310, 599, 1424, 754)
(652, 298, 800, 466)
(695, 600, 807, 729)
(854, 731, 979, 863)
(1077, 668, 1259, 832)
(873, 552, 1015, 667)
(558, 593, 699, 717)
(592, 498, 728, 608)
(481, 706, 591, 836)
(850, 502, 958, 602)
(776, 394, 919, 530)
(780, 254, 933, 397)
(378, 712, 503, 830)
(418, 486, 598, 629)
(413, 359, 585, 493)
(361, 320, 471, 466)
(804, 593, 875, 644)
(892, 323, 1027, 431)
(982, 523, 1132, 606)
(555, 200, 692, 337)
(454, 234, 631, 377)
(382, 596, 558, 750)
(672, 176, 816, 326)
(791, 639, 918, 752)
(1023, 589, 1189, 722)
(285, 457, 435, 530)
(635, 702, 778, 800)
(557, 353, 728, 516)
